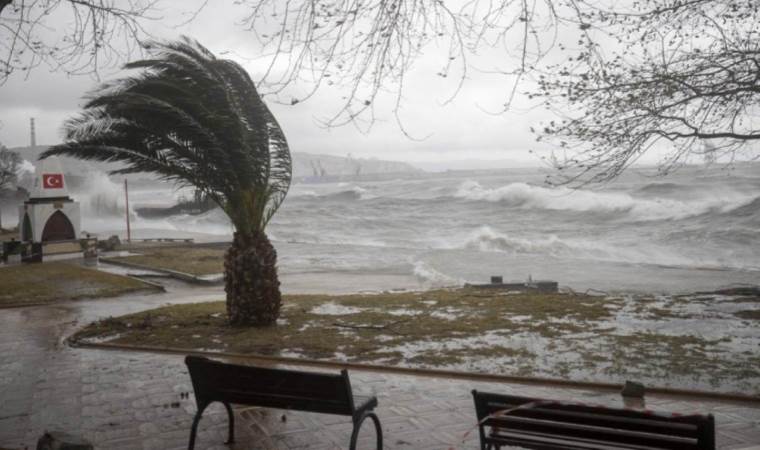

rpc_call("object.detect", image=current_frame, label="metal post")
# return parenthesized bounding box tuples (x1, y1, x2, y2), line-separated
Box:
(124, 179, 131, 243)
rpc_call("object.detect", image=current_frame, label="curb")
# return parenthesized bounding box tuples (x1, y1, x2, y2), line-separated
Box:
(0, 301, 51, 309)
(99, 258, 223, 285)
(122, 241, 230, 252)
(124, 276, 167, 292)
(71, 341, 760, 405)
(77, 263, 167, 292)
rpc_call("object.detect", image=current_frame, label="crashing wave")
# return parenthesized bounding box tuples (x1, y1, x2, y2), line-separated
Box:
(321, 185, 368, 201)
(453, 180, 754, 221)
(462, 226, 604, 258)
(413, 261, 462, 287)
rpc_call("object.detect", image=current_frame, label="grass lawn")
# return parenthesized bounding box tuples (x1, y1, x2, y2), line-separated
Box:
(0, 261, 159, 307)
(105, 245, 225, 276)
(72, 288, 760, 394)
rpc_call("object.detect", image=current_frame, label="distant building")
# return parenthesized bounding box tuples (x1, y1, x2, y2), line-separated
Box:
(18, 157, 80, 242)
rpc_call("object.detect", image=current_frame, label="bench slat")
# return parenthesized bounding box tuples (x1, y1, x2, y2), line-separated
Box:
(478, 394, 709, 426)
(487, 429, 686, 450)
(483, 405, 700, 438)
(215, 389, 354, 415)
(483, 415, 700, 450)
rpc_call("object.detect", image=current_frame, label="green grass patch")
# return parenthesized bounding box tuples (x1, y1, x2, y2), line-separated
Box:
(105, 245, 226, 276)
(0, 261, 158, 307)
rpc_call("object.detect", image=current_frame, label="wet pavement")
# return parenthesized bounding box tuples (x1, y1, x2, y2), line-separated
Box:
(1, 279, 759, 449)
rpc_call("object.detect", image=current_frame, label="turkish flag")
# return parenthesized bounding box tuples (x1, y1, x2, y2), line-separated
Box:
(43, 173, 64, 189)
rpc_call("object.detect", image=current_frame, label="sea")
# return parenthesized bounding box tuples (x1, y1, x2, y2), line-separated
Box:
(74, 163, 760, 295)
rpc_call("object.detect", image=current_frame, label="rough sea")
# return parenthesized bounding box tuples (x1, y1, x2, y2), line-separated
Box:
(77, 163, 760, 294)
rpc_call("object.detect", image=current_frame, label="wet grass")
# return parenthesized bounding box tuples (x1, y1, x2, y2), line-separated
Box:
(105, 245, 226, 275)
(71, 287, 760, 393)
(0, 261, 158, 307)
(73, 289, 611, 363)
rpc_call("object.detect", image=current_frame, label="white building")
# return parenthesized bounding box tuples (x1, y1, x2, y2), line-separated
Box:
(18, 157, 81, 242)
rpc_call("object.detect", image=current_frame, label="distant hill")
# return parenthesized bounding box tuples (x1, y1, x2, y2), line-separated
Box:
(291, 152, 421, 181)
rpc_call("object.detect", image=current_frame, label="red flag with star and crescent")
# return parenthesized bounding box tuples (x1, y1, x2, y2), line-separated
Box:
(42, 173, 64, 189)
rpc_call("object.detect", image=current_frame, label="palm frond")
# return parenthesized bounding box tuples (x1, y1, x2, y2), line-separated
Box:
(43, 37, 292, 233)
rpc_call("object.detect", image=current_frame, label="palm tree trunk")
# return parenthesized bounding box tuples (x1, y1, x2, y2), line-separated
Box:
(225, 231, 282, 326)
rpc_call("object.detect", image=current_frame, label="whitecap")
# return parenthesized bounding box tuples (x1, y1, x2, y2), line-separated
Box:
(453, 180, 754, 221)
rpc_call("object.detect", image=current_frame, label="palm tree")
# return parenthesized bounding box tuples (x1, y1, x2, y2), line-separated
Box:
(41, 37, 292, 326)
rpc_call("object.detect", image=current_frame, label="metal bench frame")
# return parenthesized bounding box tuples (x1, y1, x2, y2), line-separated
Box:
(185, 356, 382, 450)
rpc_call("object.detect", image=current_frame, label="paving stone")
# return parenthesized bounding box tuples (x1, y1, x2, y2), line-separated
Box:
(1, 286, 759, 449)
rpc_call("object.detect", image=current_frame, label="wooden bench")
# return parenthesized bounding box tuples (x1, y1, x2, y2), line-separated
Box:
(185, 356, 383, 450)
(472, 391, 715, 450)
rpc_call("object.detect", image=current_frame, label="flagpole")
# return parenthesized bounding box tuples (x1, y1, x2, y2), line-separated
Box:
(124, 179, 131, 243)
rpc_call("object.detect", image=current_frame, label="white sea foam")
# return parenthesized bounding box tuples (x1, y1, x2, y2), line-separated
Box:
(458, 225, 707, 269)
(461, 226, 613, 259)
(413, 261, 462, 287)
(321, 185, 369, 200)
(76, 172, 130, 217)
(464, 226, 577, 256)
(289, 189, 318, 198)
(310, 302, 365, 315)
(16, 159, 36, 176)
(387, 308, 422, 316)
(454, 180, 753, 221)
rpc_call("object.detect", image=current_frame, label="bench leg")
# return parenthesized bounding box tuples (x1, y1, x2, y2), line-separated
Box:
(223, 402, 235, 444)
(349, 411, 382, 450)
(188, 404, 207, 450)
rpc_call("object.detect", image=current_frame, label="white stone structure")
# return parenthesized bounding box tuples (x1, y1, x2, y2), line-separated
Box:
(18, 157, 81, 242)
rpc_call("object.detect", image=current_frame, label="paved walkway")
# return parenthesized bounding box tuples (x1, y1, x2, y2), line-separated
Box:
(1, 280, 759, 449)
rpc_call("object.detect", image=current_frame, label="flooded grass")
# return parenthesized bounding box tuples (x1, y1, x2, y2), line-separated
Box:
(0, 261, 158, 307)
(72, 287, 760, 394)
(105, 245, 225, 276)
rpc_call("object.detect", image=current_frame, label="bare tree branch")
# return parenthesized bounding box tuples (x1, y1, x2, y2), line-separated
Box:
(535, 0, 760, 184)
(0, 1, 209, 85)
(237, 0, 570, 130)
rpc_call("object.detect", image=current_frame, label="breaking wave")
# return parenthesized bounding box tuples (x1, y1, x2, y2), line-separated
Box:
(75, 172, 129, 217)
(315, 186, 368, 201)
(413, 261, 462, 287)
(453, 180, 753, 221)
(462, 226, 606, 258)
(456, 225, 754, 270)
(723, 196, 760, 219)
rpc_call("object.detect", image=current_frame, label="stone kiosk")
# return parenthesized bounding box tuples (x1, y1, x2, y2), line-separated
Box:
(18, 157, 81, 252)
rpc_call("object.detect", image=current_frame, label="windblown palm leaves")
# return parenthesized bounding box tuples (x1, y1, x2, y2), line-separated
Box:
(42, 37, 292, 326)
(41, 37, 291, 235)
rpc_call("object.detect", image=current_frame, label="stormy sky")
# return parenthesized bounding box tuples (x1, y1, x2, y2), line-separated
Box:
(0, 1, 649, 170)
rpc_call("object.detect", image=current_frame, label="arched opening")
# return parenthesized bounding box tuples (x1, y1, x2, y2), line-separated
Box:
(22, 213, 33, 241)
(41, 210, 75, 242)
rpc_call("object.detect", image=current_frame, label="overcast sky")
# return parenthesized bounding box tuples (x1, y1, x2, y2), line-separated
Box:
(0, 1, 657, 170)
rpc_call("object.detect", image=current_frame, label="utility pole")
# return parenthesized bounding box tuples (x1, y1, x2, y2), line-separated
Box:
(30, 118, 36, 147)
(124, 179, 131, 243)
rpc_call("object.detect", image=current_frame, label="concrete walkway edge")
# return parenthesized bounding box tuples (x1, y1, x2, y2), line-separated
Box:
(71, 340, 760, 406)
